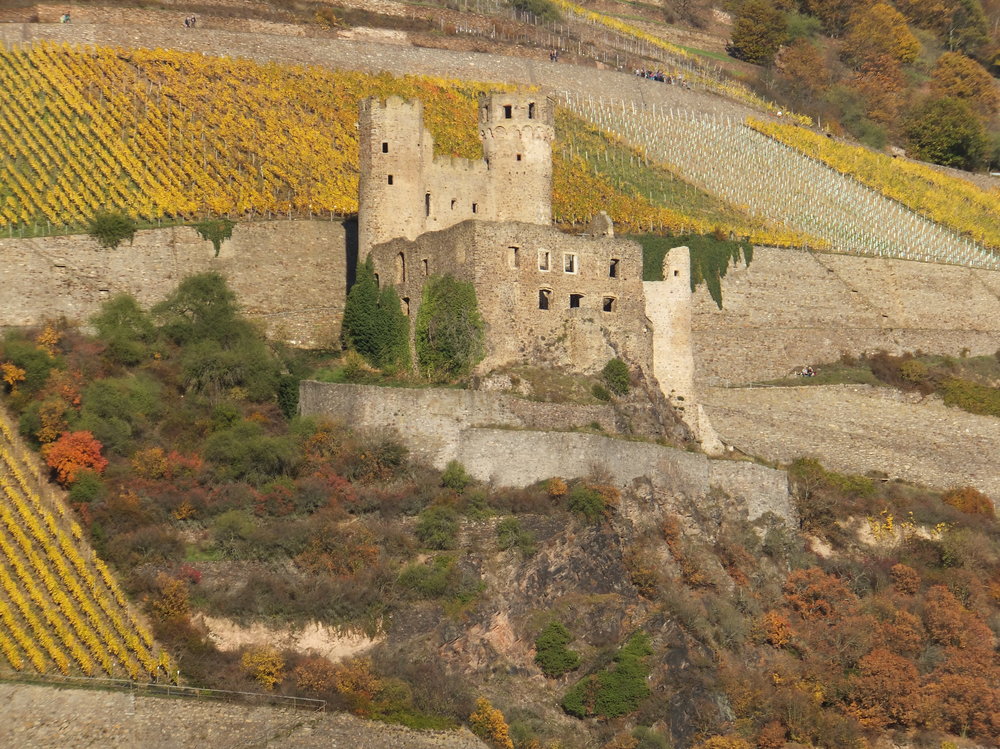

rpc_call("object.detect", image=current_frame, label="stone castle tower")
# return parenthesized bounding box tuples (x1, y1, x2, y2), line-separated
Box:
(358, 92, 553, 255)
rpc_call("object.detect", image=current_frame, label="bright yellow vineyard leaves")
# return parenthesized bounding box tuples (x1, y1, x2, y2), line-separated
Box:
(1, 42, 804, 246)
(748, 118, 1000, 251)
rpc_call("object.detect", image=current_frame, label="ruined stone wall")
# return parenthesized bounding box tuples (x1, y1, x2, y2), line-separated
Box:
(358, 94, 552, 255)
(298, 382, 795, 524)
(0, 220, 347, 347)
(368, 219, 652, 374)
(298, 381, 623, 468)
(692, 247, 1000, 384)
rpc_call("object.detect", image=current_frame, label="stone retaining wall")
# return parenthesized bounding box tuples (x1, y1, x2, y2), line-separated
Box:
(0, 220, 347, 346)
(692, 247, 1000, 384)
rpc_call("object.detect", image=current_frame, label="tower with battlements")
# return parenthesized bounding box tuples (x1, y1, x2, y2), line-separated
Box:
(358, 92, 553, 255)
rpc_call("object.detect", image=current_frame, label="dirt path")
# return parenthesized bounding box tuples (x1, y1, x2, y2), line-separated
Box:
(703, 384, 1000, 500)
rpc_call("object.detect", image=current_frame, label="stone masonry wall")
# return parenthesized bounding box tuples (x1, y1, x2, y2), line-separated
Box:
(692, 247, 1000, 384)
(298, 382, 794, 524)
(298, 381, 622, 468)
(0, 220, 347, 346)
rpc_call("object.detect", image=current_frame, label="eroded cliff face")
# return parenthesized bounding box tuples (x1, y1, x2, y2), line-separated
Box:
(372, 475, 793, 746)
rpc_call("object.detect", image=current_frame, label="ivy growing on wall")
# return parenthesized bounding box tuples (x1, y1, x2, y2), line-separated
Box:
(637, 233, 753, 308)
(415, 274, 485, 381)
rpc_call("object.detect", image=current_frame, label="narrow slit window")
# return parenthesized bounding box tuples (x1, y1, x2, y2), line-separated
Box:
(422, 259, 429, 276)
(425, 193, 431, 217)
(451, 199, 457, 210)
(564, 253, 577, 274)
(381, 142, 389, 153)
(387, 174, 393, 185)
(373, 273, 379, 287)
(538, 250, 550, 271)
(602, 297, 617, 312)
(508, 246, 520, 268)
(402, 297, 410, 316)
(516, 153, 522, 161)
(396, 252, 406, 284)
(569, 293, 583, 309)
(528, 102, 535, 119)
(609, 258, 619, 278)
(503, 104, 512, 119)
(673, 269, 680, 277)
(538, 289, 551, 310)
(471, 202, 478, 214)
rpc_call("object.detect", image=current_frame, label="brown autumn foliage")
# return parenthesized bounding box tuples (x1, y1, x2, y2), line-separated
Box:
(846, 647, 921, 728)
(941, 486, 996, 517)
(890, 563, 921, 594)
(931, 51, 999, 117)
(782, 567, 859, 620)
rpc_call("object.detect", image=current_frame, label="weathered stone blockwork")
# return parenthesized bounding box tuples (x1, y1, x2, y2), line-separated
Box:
(299, 381, 622, 468)
(692, 247, 1000, 384)
(0, 220, 347, 346)
(359, 94, 553, 255)
(299, 382, 795, 524)
(368, 220, 653, 374)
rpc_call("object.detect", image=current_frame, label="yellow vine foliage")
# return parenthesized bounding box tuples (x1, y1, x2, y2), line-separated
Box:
(748, 117, 1000, 251)
(0, 42, 811, 247)
(548, 0, 810, 125)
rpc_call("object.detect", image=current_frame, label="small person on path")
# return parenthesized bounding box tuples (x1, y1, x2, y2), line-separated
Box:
(60, 12, 71, 23)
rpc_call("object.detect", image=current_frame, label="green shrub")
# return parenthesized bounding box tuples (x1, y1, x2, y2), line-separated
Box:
(90, 293, 155, 366)
(1, 335, 60, 397)
(204, 421, 298, 485)
(591, 384, 611, 402)
(496, 517, 536, 557)
(415, 505, 460, 550)
(601, 358, 630, 396)
(342, 257, 410, 371)
(153, 272, 254, 346)
(939, 377, 1000, 417)
(68, 470, 105, 504)
(509, 0, 560, 21)
(567, 484, 608, 523)
(397, 555, 455, 598)
(277, 375, 300, 420)
(415, 275, 485, 381)
(562, 632, 652, 718)
(74, 374, 163, 455)
(87, 210, 137, 250)
(194, 217, 236, 257)
(534, 621, 580, 677)
(441, 460, 472, 492)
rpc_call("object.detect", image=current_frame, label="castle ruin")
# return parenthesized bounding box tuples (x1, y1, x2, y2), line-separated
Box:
(360, 92, 721, 452)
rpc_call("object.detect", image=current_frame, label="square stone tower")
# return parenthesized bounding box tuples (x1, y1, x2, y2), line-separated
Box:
(358, 93, 553, 255)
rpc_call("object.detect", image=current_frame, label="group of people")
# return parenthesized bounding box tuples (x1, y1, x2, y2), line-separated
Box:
(798, 366, 816, 377)
(183, 15, 198, 28)
(634, 68, 690, 88)
(549, 49, 560, 62)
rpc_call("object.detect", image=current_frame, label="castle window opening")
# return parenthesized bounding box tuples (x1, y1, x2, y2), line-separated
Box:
(602, 296, 617, 312)
(609, 258, 619, 278)
(402, 297, 410, 316)
(387, 175, 393, 185)
(508, 246, 520, 268)
(516, 154, 522, 161)
(472, 203, 478, 214)
(569, 293, 583, 309)
(538, 250, 550, 271)
(504, 105, 512, 119)
(528, 102, 535, 119)
(451, 199, 457, 210)
(422, 259, 428, 276)
(374, 273, 379, 287)
(381, 142, 388, 153)
(538, 289, 552, 310)
(425, 193, 431, 217)
(564, 253, 578, 274)
(674, 269, 680, 277)
(396, 252, 406, 283)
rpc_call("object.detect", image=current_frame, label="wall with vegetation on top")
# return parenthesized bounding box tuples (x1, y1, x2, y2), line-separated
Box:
(0, 220, 348, 347)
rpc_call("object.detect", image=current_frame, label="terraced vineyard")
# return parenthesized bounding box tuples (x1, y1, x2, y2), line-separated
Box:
(0, 41, 807, 244)
(0, 411, 168, 681)
(561, 94, 1000, 270)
